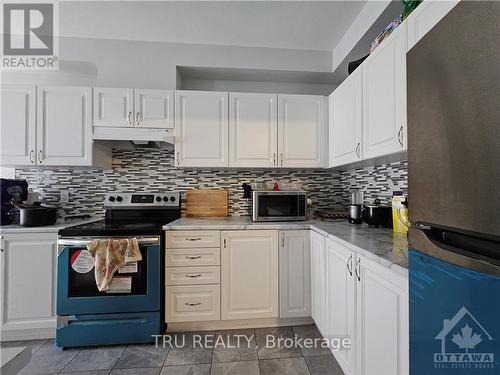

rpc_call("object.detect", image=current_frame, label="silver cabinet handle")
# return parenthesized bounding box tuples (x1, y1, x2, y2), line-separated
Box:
(38, 150, 42, 164)
(176, 151, 180, 166)
(355, 258, 361, 281)
(127, 111, 132, 125)
(398, 126, 404, 147)
(281, 234, 285, 248)
(29, 150, 34, 164)
(136, 112, 140, 126)
(223, 237, 227, 248)
(280, 153, 284, 166)
(0, 235, 4, 252)
(186, 237, 202, 241)
(273, 153, 276, 166)
(355, 142, 361, 159)
(185, 256, 202, 260)
(346, 254, 353, 276)
(186, 274, 202, 278)
(185, 302, 201, 306)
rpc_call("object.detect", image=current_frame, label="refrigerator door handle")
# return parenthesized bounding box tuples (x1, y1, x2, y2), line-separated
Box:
(409, 227, 500, 276)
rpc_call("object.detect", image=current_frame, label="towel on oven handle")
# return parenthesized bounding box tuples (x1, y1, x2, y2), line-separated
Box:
(87, 238, 142, 292)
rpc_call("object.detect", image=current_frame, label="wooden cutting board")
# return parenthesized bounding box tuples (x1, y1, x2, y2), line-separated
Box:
(186, 189, 228, 217)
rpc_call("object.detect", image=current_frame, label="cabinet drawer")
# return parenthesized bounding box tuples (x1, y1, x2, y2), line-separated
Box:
(166, 285, 220, 322)
(166, 247, 220, 267)
(166, 231, 220, 248)
(166, 266, 220, 286)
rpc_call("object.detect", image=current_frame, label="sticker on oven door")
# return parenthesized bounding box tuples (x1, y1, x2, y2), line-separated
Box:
(70, 250, 94, 273)
(106, 276, 132, 293)
(118, 262, 138, 274)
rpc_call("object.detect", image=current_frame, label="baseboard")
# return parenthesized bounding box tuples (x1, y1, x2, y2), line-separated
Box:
(1, 328, 55, 342)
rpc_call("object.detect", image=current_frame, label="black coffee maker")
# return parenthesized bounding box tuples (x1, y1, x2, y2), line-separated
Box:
(1, 179, 28, 225)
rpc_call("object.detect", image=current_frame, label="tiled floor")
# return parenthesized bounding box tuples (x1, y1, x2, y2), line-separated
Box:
(1, 325, 344, 375)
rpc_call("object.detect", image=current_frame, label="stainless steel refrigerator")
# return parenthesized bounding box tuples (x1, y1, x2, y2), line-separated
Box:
(407, 2, 500, 374)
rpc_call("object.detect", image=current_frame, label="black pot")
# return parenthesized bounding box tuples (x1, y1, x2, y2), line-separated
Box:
(11, 203, 58, 227)
(362, 201, 392, 228)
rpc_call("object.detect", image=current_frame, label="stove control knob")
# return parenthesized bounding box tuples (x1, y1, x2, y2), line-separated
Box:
(116, 196, 123, 202)
(163, 196, 169, 202)
(170, 196, 176, 202)
(156, 196, 162, 202)
(108, 196, 115, 202)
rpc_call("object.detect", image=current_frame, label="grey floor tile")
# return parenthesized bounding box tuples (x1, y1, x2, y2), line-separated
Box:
(109, 368, 161, 375)
(304, 355, 344, 375)
(0, 339, 48, 353)
(255, 327, 302, 359)
(292, 325, 331, 357)
(62, 345, 126, 372)
(114, 344, 170, 368)
(259, 357, 311, 375)
(164, 332, 214, 366)
(17, 340, 80, 375)
(160, 364, 211, 375)
(59, 371, 110, 375)
(211, 361, 260, 375)
(212, 329, 257, 363)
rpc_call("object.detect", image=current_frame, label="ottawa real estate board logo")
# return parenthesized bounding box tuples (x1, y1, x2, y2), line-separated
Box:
(434, 306, 495, 370)
(2, 1, 58, 70)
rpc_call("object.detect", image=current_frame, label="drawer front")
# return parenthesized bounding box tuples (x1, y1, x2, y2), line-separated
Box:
(166, 247, 220, 267)
(166, 231, 221, 248)
(166, 266, 220, 286)
(166, 285, 220, 322)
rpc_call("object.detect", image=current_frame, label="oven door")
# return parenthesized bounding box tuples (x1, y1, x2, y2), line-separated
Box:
(57, 236, 160, 315)
(253, 192, 306, 221)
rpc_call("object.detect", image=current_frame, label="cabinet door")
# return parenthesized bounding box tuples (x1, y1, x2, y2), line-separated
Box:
(310, 230, 326, 335)
(326, 239, 356, 375)
(363, 24, 407, 159)
(93, 87, 134, 127)
(229, 92, 277, 168)
(175, 90, 228, 168)
(0, 84, 37, 166)
(329, 68, 363, 167)
(407, 1, 460, 51)
(0, 233, 58, 335)
(37, 86, 93, 166)
(278, 94, 326, 168)
(356, 255, 409, 375)
(279, 230, 311, 318)
(134, 89, 174, 128)
(221, 230, 278, 320)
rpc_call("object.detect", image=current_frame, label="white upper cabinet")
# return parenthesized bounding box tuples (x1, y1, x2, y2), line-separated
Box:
(93, 88, 134, 127)
(310, 230, 327, 335)
(221, 230, 279, 320)
(329, 67, 363, 167)
(37, 86, 93, 166)
(407, 1, 460, 51)
(134, 89, 174, 128)
(279, 230, 311, 318)
(229, 92, 278, 168)
(1, 84, 37, 166)
(175, 90, 229, 168)
(356, 254, 409, 375)
(363, 23, 407, 159)
(278, 94, 326, 168)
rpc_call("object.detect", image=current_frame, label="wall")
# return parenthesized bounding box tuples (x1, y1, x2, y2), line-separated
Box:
(15, 149, 408, 218)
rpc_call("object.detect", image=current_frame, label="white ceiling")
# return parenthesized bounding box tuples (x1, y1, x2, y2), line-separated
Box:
(59, 1, 367, 51)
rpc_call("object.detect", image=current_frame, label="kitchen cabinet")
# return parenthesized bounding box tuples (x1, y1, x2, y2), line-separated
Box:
(175, 90, 229, 168)
(325, 238, 356, 375)
(278, 94, 326, 168)
(329, 67, 363, 167)
(407, 1, 460, 51)
(363, 23, 407, 159)
(229, 92, 277, 168)
(0, 232, 58, 340)
(0, 84, 37, 166)
(221, 230, 278, 320)
(134, 89, 174, 128)
(310, 230, 326, 335)
(279, 230, 311, 318)
(166, 285, 220, 323)
(93, 87, 134, 127)
(355, 253, 409, 375)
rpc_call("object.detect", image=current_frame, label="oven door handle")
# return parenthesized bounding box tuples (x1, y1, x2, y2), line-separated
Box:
(58, 237, 160, 247)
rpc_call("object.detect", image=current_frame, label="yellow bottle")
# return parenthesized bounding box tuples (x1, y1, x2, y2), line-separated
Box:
(392, 195, 409, 234)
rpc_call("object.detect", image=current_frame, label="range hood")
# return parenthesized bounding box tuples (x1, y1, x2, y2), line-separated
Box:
(93, 127, 175, 146)
(112, 140, 174, 151)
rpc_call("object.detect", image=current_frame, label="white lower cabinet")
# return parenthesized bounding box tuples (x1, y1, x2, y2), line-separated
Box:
(279, 230, 311, 318)
(221, 230, 278, 320)
(310, 230, 326, 334)
(166, 285, 220, 323)
(0, 232, 58, 340)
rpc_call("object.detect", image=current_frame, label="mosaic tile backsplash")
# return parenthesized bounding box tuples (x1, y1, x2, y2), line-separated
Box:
(15, 148, 407, 218)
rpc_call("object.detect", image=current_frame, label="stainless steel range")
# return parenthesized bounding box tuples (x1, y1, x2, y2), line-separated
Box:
(56, 192, 181, 348)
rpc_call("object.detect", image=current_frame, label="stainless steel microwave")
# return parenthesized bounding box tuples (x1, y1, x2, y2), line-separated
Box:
(252, 191, 307, 222)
